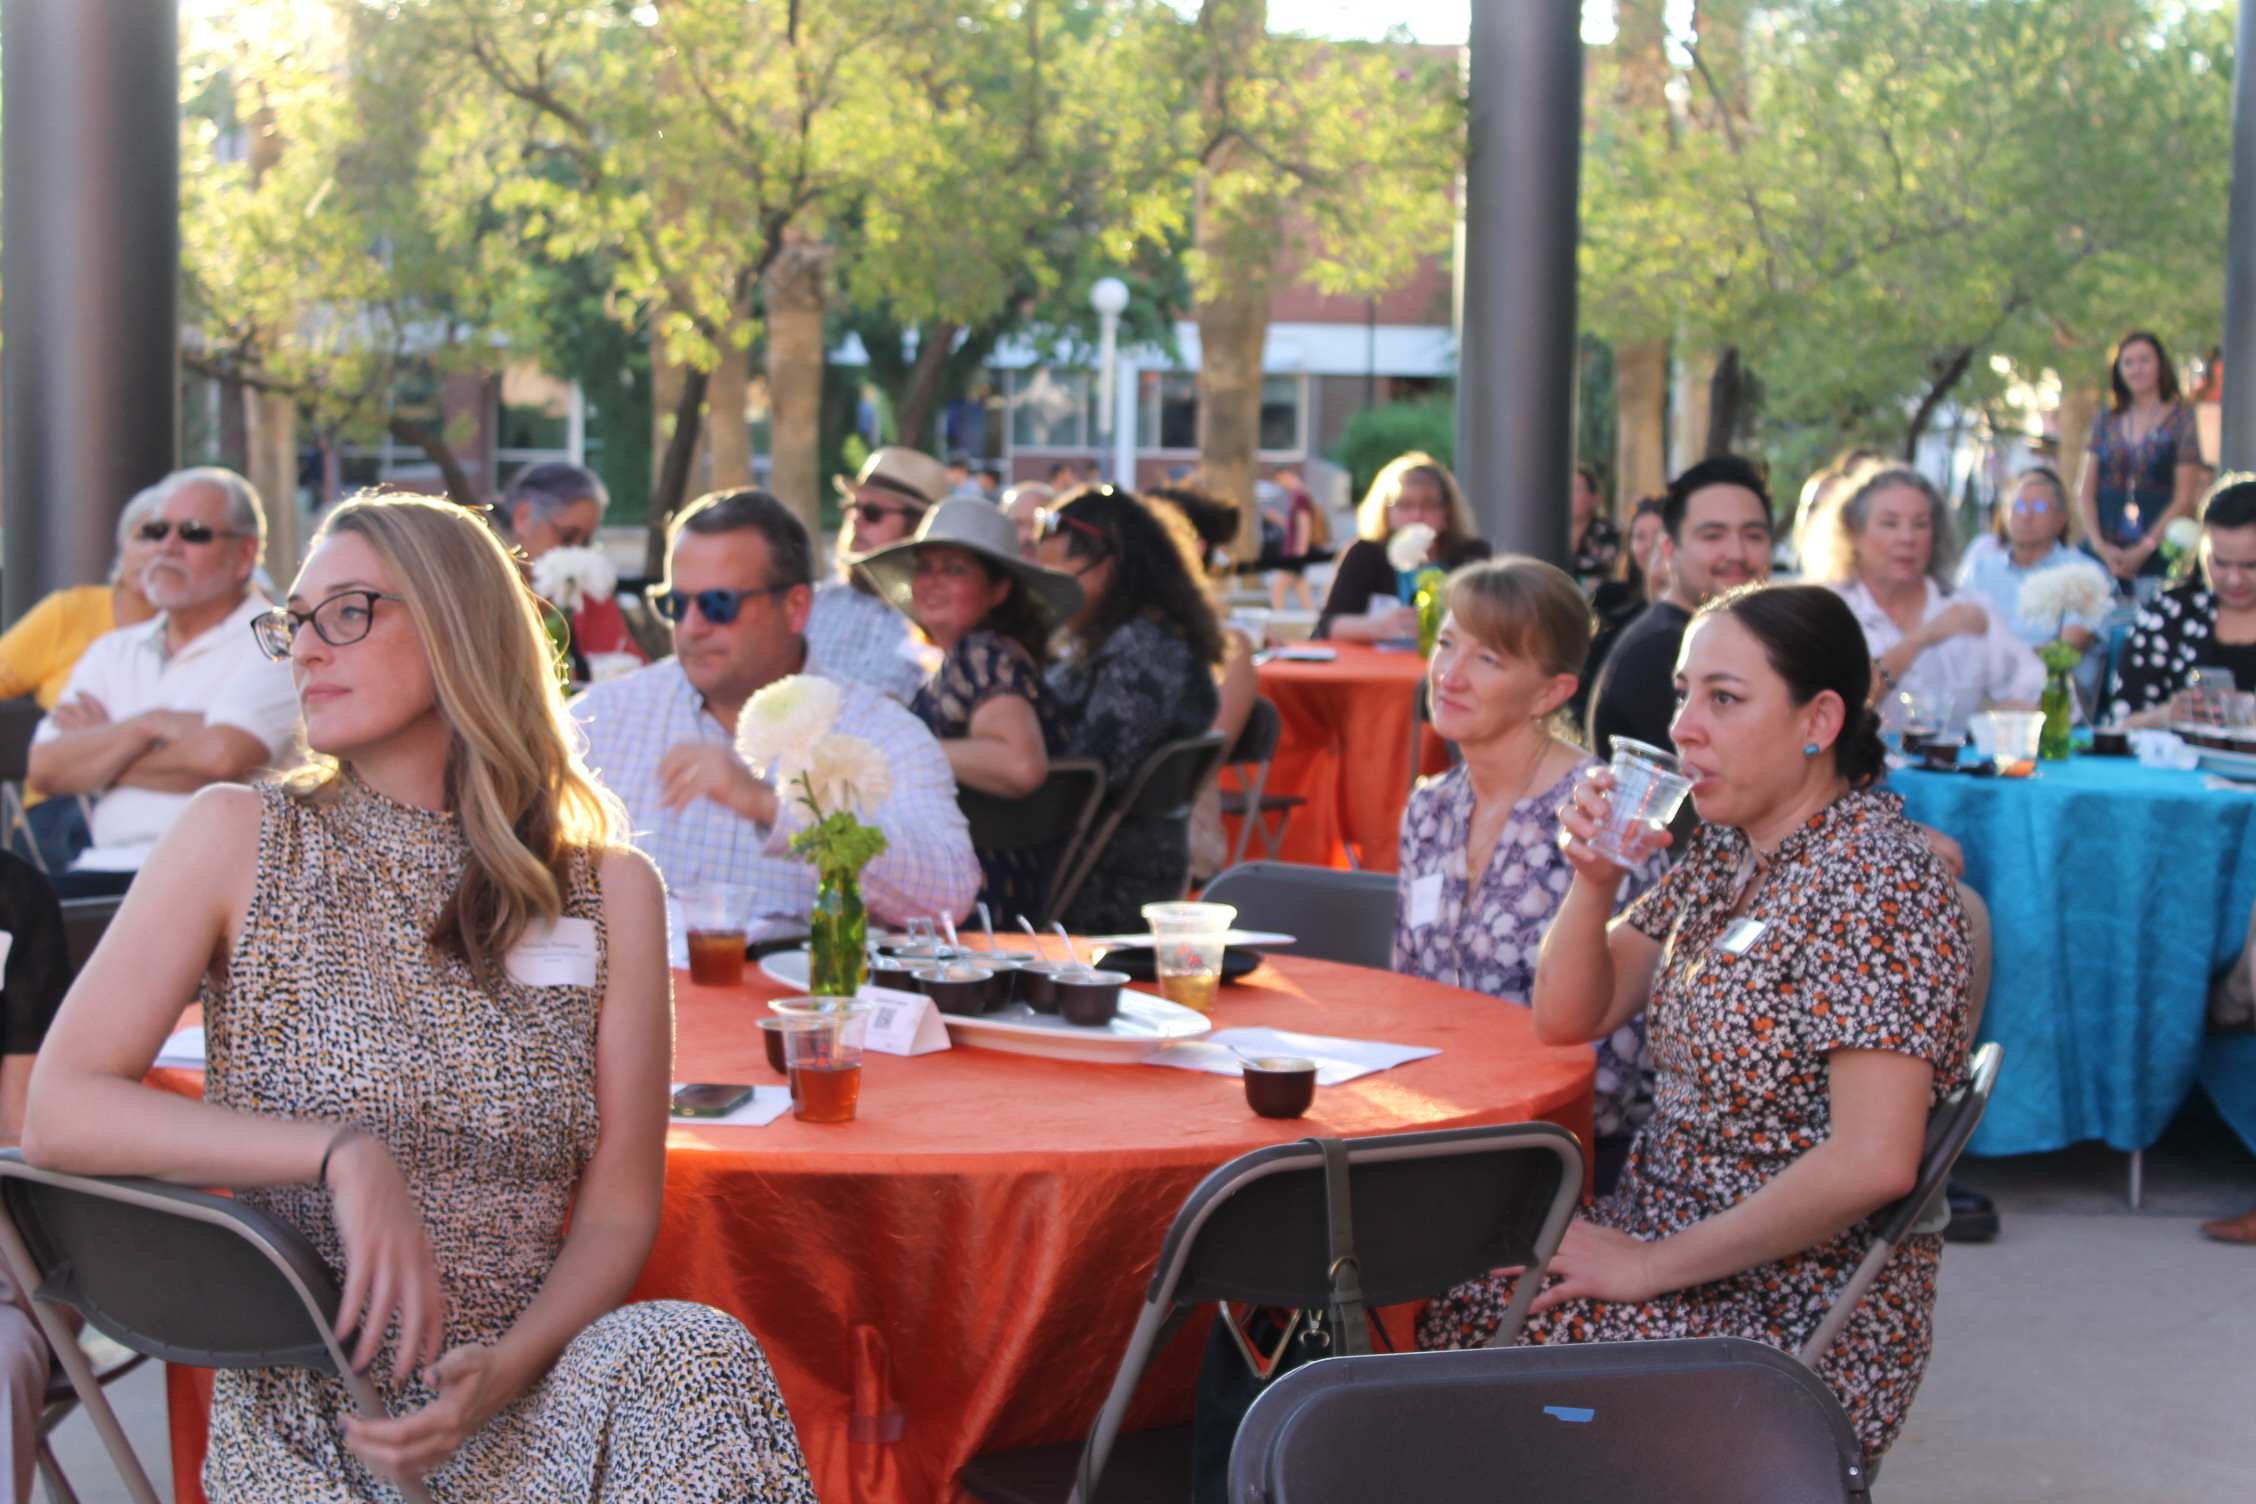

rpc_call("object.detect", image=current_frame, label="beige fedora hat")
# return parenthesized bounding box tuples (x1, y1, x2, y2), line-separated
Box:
(857, 498, 1086, 624)
(833, 446, 950, 511)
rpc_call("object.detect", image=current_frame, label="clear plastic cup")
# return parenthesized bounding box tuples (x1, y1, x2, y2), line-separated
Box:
(1588, 738, 1695, 867)
(679, 882, 751, 987)
(1987, 710, 2044, 773)
(778, 1000, 873, 1123)
(1140, 901, 1237, 1014)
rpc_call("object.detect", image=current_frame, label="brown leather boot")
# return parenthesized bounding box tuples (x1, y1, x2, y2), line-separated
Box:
(2200, 1206, 2256, 1244)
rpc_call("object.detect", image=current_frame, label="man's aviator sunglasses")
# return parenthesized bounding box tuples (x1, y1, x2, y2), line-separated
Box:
(252, 591, 404, 661)
(137, 519, 254, 545)
(652, 584, 793, 625)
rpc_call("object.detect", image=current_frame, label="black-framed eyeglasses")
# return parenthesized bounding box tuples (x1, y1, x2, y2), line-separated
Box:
(652, 584, 793, 625)
(251, 591, 404, 661)
(137, 519, 254, 545)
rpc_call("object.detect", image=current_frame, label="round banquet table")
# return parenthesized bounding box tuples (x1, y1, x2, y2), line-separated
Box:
(1890, 753, 2256, 1157)
(1251, 642, 1451, 871)
(159, 952, 1594, 1504)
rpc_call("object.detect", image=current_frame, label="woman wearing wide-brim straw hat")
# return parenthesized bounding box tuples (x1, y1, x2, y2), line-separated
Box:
(858, 498, 1086, 926)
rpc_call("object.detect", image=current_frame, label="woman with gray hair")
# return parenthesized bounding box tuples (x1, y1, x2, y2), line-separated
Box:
(0, 486, 165, 709)
(1812, 465, 2043, 734)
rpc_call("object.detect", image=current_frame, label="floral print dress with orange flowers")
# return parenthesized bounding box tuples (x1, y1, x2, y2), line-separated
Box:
(1417, 789, 1970, 1463)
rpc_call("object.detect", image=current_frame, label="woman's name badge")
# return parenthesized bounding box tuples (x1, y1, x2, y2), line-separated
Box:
(1408, 872, 1444, 929)
(1717, 918, 1767, 956)
(507, 917, 599, 988)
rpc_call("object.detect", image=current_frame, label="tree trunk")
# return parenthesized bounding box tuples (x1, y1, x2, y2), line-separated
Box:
(2058, 383, 2105, 508)
(247, 389, 300, 583)
(1614, 339, 1668, 505)
(1668, 346, 1716, 476)
(1195, 287, 1266, 559)
(1194, 0, 1271, 559)
(218, 378, 250, 475)
(1705, 346, 1746, 457)
(644, 368, 710, 580)
(707, 337, 755, 491)
(386, 416, 478, 510)
(897, 321, 962, 457)
(766, 233, 830, 535)
(1902, 346, 1974, 461)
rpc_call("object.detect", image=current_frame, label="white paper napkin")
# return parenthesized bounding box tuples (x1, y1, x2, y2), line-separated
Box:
(155, 1027, 206, 1069)
(1143, 1027, 1439, 1087)
(2131, 729, 2199, 769)
(668, 1083, 793, 1128)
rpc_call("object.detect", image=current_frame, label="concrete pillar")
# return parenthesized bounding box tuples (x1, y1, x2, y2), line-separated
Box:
(2222, 0, 2256, 470)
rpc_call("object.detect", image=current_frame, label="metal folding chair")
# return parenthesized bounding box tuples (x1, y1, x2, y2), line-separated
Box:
(1799, 1041, 2003, 1368)
(56, 898, 122, 981)
(1229, 1336, 1873, 1504)
(958, 1122, 1584, 1504)
(1050, 732, 1229, 923)
(1199, 862, 1398, 971)
(956, 758, 1109, 928)
(0, 1150, 435, 1504)
(1215, 698, 1304, 868)
(0, 702, 48, 874)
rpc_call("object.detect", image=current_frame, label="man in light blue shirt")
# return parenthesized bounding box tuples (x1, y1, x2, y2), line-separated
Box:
(807, 446, 943, 703)
(570, 488, 979, 926)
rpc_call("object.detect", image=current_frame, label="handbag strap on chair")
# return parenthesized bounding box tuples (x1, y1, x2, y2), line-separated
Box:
(1311, 1137, 1371, 1357)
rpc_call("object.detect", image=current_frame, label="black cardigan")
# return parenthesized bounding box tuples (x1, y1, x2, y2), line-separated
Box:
(1315, 535, 1494, 638)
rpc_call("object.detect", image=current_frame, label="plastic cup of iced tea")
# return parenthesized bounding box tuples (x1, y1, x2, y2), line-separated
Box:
(1141, 901, 1236, 1014)
(679, 882, 751, 987)
(781, 1001, 873, 1123)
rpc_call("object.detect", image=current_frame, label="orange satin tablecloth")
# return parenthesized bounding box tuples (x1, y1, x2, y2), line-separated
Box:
(1251, 643, 1451, 872)
(162, 954, 1593, 1504)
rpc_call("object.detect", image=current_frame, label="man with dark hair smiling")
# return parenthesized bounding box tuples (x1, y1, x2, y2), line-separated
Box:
(1587, 455, 1774, 759)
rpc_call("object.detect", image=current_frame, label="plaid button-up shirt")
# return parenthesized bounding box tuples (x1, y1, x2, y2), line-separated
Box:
(569, 654, 980, 926)
(805, 581, 929, 704)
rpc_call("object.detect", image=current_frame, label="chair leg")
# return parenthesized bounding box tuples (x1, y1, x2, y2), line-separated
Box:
(0, 1221, 159, 1504)
(37, 1438, 81, 1504)
(1228, 761, 1273, 870)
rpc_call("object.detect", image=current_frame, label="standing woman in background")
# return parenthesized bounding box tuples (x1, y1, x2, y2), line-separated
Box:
(2077, 331, 2207, 582)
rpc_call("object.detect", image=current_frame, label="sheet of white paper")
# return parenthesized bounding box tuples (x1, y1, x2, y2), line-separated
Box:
(668, 1083, 793, 1128)
(1367, 592, 1403, 619)
(156, 1026, 206, 1069)
(1143, 1027, 1439, 1087)
(1407, 872, 1442, 930)
(506, 916, 599, 988)
(861, 985, 952, 1056)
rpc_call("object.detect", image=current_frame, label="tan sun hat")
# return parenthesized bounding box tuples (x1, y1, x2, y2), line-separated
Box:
(856, 497, 1086, 624)
(833, 446, 950, 512)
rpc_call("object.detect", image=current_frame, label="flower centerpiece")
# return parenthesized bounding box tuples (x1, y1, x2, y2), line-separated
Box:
(528, 546, 620, 686)
(2160, 515, 2203, 577)
(1387, 522, 1448, 654)
(737, 676, 892, 995)
(2015, 562, 2115, 760)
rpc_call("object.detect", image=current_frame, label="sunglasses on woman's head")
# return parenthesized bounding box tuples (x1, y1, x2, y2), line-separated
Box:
(1034, 507, 1112, 548)
(137, 519, 252, 545)
(652, 584, 792, 625)
(251, 591, 404, 661)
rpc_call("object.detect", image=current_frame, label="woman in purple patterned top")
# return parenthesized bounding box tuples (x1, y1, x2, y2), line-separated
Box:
(2075, 330, 2208, 580)
(1393, 558, 1665, 1190)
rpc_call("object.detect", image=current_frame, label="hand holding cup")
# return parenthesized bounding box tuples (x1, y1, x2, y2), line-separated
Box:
(1558, 765, 1673, 884)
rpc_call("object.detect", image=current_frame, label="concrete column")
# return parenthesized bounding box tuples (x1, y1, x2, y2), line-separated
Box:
(2223, 0, 2256, 470)
(1455, 0, 1582, 565)
(2, 0, 180, 623)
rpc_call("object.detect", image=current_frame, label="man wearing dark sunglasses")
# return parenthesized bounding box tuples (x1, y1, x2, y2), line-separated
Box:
(806, 447, 949, 702)
(27, 468, 300, 897)
(569, 488, 978, 925)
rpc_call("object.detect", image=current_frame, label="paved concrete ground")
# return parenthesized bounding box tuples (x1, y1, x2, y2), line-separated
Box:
(37, 1106, 2256, 1504)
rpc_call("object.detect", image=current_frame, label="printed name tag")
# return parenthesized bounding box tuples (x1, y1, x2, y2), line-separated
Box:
(0, 932, 15, 972)
(506, 917, 599, 988)
(1408, 872, 1444, 930)
(861, 985, 952, 1057)
(1717, 918, 1767, 956)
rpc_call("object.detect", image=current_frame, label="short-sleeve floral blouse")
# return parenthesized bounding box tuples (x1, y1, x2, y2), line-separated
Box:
(1418, 789, 1971, 1464)
(1392, 759, 1665, 1139)
(911, 630, 1065, 926)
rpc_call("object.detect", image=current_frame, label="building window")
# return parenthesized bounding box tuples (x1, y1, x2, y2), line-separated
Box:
(1135, 371, 1305, 454)
(1008, 369, 1099, 449)
(1259, 374, 1304, 453)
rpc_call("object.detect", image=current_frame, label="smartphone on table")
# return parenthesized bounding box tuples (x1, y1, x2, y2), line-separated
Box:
(670, 1083, 754, 1118)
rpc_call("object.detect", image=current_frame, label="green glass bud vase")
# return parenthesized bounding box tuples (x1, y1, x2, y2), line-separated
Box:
(808, 868, 868, 996)
(2036, 639, 2081, 762)
(1414, 568, 1448, 656)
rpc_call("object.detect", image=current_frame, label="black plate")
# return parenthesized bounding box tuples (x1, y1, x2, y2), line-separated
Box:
(1092, 945, 1264, 984)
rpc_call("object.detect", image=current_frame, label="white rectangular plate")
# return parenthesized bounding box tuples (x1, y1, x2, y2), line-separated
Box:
(758, 950, 1211, 1063)
(2199, 746, 2256, 782)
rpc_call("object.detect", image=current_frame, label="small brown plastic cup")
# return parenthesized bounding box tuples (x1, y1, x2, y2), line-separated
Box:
(1243, 1057, 1318, 1119)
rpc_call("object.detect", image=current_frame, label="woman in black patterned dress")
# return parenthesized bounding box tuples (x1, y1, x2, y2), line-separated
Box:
(24, 497, 813, 1502)
(1419, 583, 1970, 1465)
(859, 498, 1085, 926)
(1037, 487, 1224, 933)
(2110, 474, 2256, 723)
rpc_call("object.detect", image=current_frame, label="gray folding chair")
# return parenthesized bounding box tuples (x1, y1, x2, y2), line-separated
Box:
(0, 701, 48, 873)
(1050, 732, 1229, 923)
(1199, 862, 1398, 971)
(1229, 1337, 1873, 1504)
(0, 1150, 435, 1504)
(1799, 1040, 2001, 1368)
(1215, 698, 1304, 868)
(956, 758, 1109, 928)
(958, 1122, 1584, 1504)
(56, 898, 122, 980)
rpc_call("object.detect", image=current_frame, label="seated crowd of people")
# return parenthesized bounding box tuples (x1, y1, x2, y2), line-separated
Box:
(0, 338, 2238, 1498)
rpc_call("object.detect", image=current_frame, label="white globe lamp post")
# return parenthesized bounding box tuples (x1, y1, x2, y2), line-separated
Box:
(1091, 277, 1130, 478)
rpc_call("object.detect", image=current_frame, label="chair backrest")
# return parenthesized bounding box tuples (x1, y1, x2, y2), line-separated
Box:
(1154, 1124, 1581, 1316)
(1199, 862, 1398, 970)
(956, 758, 1107, 852)
(0, 700, 43, 784)
(1871, 1040, 2002, 1245)
(1117, 731, 1229, 822)
(59, 896, 124, 978)
(0, 1151, 350, 1372)
(1227, 697, 1282, 769)
(1229, 1338, 1872, 1504)
(1956, 881, 1993, 1044)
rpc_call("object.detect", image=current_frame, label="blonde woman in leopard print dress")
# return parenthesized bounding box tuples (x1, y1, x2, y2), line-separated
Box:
(24, 496, 815, 1503)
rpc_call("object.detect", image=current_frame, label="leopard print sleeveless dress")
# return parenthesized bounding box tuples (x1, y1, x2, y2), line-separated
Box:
(198, 777, 816, 1503)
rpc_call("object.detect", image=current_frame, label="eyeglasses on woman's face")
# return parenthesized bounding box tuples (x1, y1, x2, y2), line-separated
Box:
(652, 583, 792, 626)
(138, 519, 253, 546)
(252, 591, 405, 661)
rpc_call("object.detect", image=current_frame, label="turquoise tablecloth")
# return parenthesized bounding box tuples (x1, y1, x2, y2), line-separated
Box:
(1892, 755, 2256, 1156)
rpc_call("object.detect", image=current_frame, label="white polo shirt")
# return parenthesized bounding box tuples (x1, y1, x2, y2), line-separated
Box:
(35, 592, 302, 869)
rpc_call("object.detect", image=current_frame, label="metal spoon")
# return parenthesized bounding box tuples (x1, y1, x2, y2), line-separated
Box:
(1052, 922, 1090, 977)
(940, 913, 961, 957)
(977, 901, 998, 954)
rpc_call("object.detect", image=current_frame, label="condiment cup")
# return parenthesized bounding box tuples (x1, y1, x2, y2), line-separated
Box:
(1243, 1057, 1319, 1119)
(1054, 968, 1128, 1028)
(915, 964, 995, 1017)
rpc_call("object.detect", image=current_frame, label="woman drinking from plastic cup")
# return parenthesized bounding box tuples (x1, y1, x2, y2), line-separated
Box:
(1416, 582, 1973, 1470)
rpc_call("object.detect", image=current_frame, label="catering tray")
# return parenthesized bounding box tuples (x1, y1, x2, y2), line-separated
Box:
(757, 949, 1213, 1063)
(2197, 745, 2256, 783)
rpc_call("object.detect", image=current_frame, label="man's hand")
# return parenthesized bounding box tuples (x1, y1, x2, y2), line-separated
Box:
(47, 695, 111, 733)
(657, 743, 777, 825)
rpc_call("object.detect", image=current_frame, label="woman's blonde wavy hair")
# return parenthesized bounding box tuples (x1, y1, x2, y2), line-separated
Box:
(287, 494, 625, 982)
(1355, 452, 1479, 548)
